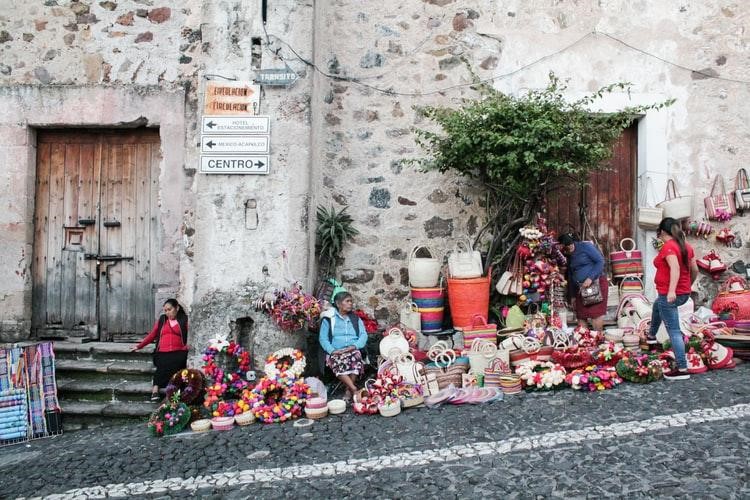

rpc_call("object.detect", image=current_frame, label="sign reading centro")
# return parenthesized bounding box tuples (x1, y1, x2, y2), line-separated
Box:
(201, 155, 270, 174)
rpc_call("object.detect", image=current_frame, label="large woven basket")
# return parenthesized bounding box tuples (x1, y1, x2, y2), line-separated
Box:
(379, 402, 401, 417)
(234, 412, 255, 426)
(190, 419, 211, 432)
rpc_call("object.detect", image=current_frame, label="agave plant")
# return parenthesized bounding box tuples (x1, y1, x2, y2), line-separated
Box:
(315, 205, 359, 277)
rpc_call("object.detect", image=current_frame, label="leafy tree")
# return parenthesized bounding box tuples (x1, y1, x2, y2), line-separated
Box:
(410, 72, 673, 277)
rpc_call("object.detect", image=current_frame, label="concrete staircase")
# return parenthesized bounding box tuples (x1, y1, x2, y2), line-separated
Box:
(53, 341, 160, 431)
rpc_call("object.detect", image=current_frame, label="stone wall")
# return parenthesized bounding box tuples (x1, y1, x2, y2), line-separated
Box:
(0, 1, 748, 353)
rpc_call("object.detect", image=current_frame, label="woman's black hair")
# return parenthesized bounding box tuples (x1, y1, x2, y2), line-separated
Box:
(658, 217, 689, 265)
(163, 298, 189, 342)
(558, 232, 578, 247)
(332, 291, 352, 309)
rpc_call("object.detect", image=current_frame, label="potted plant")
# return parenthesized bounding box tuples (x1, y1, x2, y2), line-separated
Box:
(314, 205, 359, 302)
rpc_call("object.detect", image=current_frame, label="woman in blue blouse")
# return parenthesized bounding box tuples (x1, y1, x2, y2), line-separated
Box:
(559, 233, 608, 331)
(319, 291, 368, 400)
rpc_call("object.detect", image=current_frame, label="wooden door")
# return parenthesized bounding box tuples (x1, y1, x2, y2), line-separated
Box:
(32, 129, 161, 341)
(545, 123, 638, 263)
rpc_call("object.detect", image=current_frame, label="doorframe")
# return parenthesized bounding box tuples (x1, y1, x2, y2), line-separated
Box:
(0, 85, 188, 341)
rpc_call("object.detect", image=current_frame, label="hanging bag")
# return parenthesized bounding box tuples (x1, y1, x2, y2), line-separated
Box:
(399, 302, 422, 332)
(704, 174, 736, 220)
(734, 168, 750, 212)
(408, 245, 441, 287)
(606, 279, 620, 309)
(610, 238, 644, 278)
(637, 177, 663, 230)
(619, 274, 644, 295)
(656, 179, 693, 220)
(448, 238, 483, 279)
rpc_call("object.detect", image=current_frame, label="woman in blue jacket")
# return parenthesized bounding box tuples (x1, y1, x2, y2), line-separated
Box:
(559, 233, 608, 332)
(319, 291, 368, 400)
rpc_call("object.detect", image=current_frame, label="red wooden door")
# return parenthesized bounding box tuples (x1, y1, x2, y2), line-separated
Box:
(545, 123, 638, 263)
(32, 129, 161, 341)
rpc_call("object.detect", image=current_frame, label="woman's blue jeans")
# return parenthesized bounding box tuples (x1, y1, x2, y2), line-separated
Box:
(649, 294, 689, 370)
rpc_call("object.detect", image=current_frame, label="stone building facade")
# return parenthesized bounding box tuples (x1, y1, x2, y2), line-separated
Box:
(0, 1, 748, 366)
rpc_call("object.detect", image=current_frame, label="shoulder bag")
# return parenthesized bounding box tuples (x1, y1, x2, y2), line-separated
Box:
(448, 238, 483, 279)
(705, 174, 736, 220)
(656, 179, 693, 220)
(579, 279, 603, 306)
(735, 168, 750, 212)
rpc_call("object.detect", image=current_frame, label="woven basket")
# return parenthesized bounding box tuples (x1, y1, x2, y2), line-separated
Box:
(304, 407, 329, 420)
(211, 416, 234, 431)
(234, 412, 255, 426)
(378, 402, 401, 417)
(327, 399, 347, 414)
(401, 395, 424, 408)
(190, 419, 211, 432)
(498, 374, 522, 394)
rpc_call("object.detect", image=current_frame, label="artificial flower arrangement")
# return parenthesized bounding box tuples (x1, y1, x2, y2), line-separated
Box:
(242, 374, 311, 424)
(148, 393, 191, 437)
(165, 368, 205, 405)
(551, 346, 595, 371)
(515, 360, 566, 391)
(353, 371, 408, 415)
(354, 309, 379, 334)
(565, 365, 622, 391)
(592, 341, 625, 367)
(514, 218, 566, 305)
(264, 348, 306, 378)
(573, 326, 603, 348)
(615, 353, 663, 384)
(202, 339, 252, 416)
(255, 282, 321, 332)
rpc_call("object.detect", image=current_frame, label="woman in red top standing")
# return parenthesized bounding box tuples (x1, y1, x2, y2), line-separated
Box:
(646, 218, 698, 380)
(132, 299, 189, 401)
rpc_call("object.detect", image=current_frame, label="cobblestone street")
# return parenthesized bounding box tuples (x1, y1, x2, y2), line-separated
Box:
(1, 363, 748, 499)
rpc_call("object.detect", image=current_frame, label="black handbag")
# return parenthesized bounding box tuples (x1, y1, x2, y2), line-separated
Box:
(579, 280, 604, 306)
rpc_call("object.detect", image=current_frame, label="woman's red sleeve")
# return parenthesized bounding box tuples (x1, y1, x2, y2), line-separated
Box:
(136, 319, 160, 350)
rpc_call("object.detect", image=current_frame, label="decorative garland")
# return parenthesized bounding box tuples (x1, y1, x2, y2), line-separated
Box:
(551, 347, 595, 371)
(616, 354, 663, 384)
(165, 368, 205, 405)
(565, 365, 622, 391)
(244, 374, 310, 423)
(148, 396, 191, 437)
(264, 348, 306, 378)
(202, 340, 252, 416)
(515, 361, 566, 391)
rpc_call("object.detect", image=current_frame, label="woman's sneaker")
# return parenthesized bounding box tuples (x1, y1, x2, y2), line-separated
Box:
(663, 369, 690, 381)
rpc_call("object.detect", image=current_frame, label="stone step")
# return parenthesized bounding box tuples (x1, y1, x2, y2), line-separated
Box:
(56, 378, 156, 403)
(60, 401, 158, 431)
(55, 359, 155, 386)
(53, 341, 155, 363)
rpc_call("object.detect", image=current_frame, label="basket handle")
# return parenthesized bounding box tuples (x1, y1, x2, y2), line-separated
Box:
(410, 245, 434, 261)
(619, 238, 637, 252)
(454, 239, 472, 253)
(710, 174, 727, 196)
(664, 179, 679, 200)
(469, 338, 498, 358)
(386, 327, 404, 339)
(736, 168, 750, 190)
(470, 314, 488, 328)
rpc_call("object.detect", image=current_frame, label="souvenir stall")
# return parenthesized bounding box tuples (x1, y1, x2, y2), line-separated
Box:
(0, 342, 61, 446)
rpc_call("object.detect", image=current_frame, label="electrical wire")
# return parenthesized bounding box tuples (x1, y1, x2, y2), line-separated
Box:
(263, 29, 750, 97)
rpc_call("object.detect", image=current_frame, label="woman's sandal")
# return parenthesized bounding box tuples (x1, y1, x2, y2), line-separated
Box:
(150, 393, 160, 402)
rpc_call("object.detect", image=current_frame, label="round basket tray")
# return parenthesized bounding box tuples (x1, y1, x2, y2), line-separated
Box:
(304, 407, 329, 420)
(234, 412, 255, 426)
(211, 416, 235, 431)
(327, 399, 346, 414)
(378, 403, 401, 417)
(190, 419, 211, 432)
(401, 395, 424, 408)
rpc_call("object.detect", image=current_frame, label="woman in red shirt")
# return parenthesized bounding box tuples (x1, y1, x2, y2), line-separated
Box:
(646, 218, 698, 380)
(132, 299, 189, 401)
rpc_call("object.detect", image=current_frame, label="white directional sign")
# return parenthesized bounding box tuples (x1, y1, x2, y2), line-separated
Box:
(201, 115, 270, 135)
(200, 155, 270, 174)
(201, 135, 270, 154)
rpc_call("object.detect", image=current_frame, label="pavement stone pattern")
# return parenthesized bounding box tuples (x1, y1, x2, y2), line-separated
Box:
(1, 364, 748, 499)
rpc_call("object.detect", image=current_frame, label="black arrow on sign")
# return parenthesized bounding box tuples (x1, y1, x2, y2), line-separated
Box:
(206, 121, 216, 129)
(205, 140, 216, 149)
(255, 161, 265, 168)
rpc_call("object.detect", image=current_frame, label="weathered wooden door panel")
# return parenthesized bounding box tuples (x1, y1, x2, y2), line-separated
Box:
(32, 129, 159, 341)
(545, 123, 637, 263)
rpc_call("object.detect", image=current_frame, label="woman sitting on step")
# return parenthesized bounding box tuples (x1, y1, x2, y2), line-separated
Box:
(319, 291, 368, 402)
(132, 298, 189, 402)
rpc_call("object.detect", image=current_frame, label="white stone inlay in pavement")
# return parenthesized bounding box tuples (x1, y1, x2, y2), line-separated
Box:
(35, 403, 750, 499)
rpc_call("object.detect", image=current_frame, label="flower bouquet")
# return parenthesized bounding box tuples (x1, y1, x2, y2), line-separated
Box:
(258, 282, 321, 332)
(148, 395, 191, 437)
(616, 353, 663, 383)
(202, 340, 252, 414)
(593, 341, 625, 367)
(515, 360, 566, 391)
(565, 365, 622, 391)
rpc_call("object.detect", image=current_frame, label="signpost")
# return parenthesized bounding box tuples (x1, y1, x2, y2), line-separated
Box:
(255, 68, 299, 87)
(200, 80, 271, 175)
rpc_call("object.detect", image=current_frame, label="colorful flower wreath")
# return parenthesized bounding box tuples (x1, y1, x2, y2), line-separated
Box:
(202, 340, 252, 416)
(148, 395, 191, 437)
(165, 368, 205, 405)
(264, 348, 306, 378)
(515, 360, 566, 391)
(616, 353, 663, 384)
(565, 365, 623, 391)
(551, 346, 595, 371)
(243, 374, 311, 423)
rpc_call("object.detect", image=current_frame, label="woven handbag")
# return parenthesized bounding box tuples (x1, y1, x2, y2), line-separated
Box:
(638, 177, 663, 230)
(461, 314, 497, 349)
(610, 238, 643, 278)
(656, 179, 693, 220)
(408, 245, 441, 287)
(705, 174, 736, 220)
(734, 168, 750, 212)
(399, 302, 421, 332)
(619, 275, 644, 295)
(448, 238, 483, 279)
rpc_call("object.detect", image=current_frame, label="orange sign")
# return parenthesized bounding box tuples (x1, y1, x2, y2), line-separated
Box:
(203, 81, 260, 115)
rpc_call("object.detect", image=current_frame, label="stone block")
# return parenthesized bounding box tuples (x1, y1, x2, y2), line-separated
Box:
(148, 7, 172, 24)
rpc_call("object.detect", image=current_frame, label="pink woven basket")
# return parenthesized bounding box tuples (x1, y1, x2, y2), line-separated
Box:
(211, 416, 234, 431)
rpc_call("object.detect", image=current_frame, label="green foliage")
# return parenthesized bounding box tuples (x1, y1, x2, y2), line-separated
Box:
(408, 72, 674, 273)
(315, 205, 359, 276)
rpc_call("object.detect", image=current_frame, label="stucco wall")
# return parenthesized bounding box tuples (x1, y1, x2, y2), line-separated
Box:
(0, 1, 748, 354)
